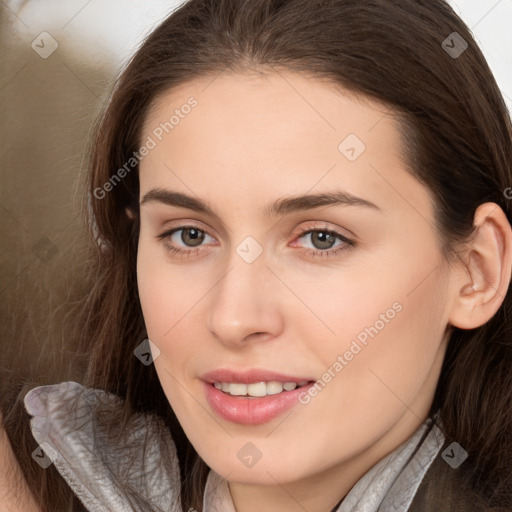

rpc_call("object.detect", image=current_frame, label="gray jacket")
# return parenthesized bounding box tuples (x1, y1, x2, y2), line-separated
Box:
(23, 381, 500, 512)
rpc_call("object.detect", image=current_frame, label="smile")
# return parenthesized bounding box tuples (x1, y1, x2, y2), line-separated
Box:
(213, 380, 309, 397)
(204, 380, 315, 425)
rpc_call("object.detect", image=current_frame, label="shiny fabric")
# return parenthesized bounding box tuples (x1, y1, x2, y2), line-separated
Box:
(25, 382, 447, 512)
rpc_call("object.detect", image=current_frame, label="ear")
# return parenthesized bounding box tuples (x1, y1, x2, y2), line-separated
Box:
(448, 202, 512, 330)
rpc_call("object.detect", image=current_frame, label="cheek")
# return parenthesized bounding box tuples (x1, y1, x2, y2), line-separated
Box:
(316, 262, 448, 436)
(136, 242, 203, 413)
(301, 237, 448, 407)
(136, 237, 205, 341)
(136, 236, 221, 404)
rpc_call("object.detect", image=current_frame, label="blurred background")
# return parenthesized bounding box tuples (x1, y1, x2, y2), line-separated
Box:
(0, 0, 511, 384)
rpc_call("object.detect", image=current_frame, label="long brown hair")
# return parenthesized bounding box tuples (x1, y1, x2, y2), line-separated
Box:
(2, 0, 511, 510)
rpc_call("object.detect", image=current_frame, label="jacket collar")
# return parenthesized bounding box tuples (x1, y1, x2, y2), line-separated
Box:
(25, 381, 444, 512)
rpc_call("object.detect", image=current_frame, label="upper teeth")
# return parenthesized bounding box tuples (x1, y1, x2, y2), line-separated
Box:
(213, 381, 308, 397)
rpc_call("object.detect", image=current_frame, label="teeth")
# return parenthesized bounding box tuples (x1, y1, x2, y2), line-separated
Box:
(247, 382, 267, 397)
(213, 380, 308, 397)
(229, 383, 247, 396)
(266, 381, 283, 395)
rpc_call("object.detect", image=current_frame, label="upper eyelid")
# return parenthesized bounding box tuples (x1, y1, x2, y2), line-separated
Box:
(158, 225, 217, 243)
(159, 224, 353, 247)
(159, 223, 348, 236)
(296, 223, 352, 238)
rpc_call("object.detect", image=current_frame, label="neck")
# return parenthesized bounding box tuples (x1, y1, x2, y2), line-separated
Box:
(227, 413, 426, 512)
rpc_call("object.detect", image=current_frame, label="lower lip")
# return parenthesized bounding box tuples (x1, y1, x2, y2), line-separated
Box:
(203, 381, 313, 425)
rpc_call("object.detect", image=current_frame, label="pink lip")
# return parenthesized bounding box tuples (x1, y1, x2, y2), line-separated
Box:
(200, 368, 314, 384)
(201, 368, 315, 426)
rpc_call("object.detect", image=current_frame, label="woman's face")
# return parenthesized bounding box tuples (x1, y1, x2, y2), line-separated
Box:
(137, 71, 453, 487)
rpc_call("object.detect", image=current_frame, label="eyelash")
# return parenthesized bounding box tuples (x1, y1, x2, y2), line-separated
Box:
(156, 223, 356, 260)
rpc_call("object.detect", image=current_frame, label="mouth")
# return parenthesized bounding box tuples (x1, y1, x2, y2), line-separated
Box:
(201, 369, 316, 425)
(212, 380, 311, 398)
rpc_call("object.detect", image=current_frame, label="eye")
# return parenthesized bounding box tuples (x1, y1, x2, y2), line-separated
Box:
(156, 223, 356, 259)
(292, 224, 356, 258)
(156, 226, 216, 256)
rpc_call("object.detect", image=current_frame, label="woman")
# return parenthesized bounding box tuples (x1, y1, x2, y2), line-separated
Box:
(1, 0, 511, 510)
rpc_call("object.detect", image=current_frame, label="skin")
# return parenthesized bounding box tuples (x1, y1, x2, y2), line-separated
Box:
(0, 416, 40, 512)
(136, 71, 512, 512)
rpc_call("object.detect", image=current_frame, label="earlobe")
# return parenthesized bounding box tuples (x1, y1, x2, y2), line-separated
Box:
(449, 202, 512, 330)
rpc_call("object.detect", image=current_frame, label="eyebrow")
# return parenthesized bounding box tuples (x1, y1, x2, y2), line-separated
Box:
(140, 188, 381, 217)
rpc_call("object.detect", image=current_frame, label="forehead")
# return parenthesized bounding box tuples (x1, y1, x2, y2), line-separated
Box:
(138, 71, 432, 222)
(142, 70, 395, 149)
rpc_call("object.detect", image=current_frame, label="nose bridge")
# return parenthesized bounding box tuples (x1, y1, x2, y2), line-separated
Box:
(206, 238, 282, 346)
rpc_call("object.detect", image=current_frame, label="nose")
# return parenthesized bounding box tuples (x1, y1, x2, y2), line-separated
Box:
(206, 246, 284, 349)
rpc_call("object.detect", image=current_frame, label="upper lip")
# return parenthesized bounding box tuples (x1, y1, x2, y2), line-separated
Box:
(200, 368, 315, 384)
